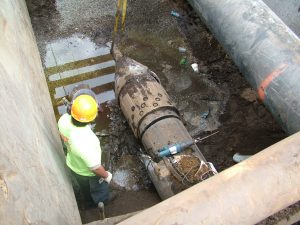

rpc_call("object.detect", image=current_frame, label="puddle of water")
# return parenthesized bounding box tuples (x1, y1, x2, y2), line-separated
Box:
(110, 155, 146, 191)
(112, 169, 140, 191)
(44, 34, 115, 132)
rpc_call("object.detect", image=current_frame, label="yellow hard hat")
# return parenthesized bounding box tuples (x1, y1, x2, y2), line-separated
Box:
(71, 95, 98, 123)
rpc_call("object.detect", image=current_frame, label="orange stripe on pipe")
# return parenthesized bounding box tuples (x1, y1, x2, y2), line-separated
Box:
(258, 63, 288, 101)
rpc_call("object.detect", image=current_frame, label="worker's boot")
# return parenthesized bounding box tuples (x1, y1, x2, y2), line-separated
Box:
(98, 202, 105, 219)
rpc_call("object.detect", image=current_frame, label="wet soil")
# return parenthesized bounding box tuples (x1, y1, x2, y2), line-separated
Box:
(80, 189, 160, 224)
(26, 0, 299, 224)
(172, 0, 289, 170)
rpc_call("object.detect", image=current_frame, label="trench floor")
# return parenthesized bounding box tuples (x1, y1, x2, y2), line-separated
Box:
(26, 0, 299, 224)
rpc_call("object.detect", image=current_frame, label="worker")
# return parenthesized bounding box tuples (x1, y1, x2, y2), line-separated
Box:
(58, 87, 115, 207)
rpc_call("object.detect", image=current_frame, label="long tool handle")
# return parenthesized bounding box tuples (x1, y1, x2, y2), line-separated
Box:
(98, 202, 105, 219)
(113, 0, 122, 35)
(112, 0, 122, 51)
(121, 0, 127, 31)
(194, 131, 219, 143)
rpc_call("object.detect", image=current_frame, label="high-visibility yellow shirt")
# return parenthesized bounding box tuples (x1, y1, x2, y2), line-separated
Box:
(58, 113, 101, 177)
(58, 113, 74, 150)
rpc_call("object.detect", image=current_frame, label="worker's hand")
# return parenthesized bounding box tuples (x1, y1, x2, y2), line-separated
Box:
(104, 171, 113, 184)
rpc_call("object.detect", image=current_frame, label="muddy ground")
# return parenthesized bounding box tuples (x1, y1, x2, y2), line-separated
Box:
(26, 0, 299, 224)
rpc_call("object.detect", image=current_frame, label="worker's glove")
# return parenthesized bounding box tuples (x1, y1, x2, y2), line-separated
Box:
(104, 171, 113, 184)
(99, 171, 113, 184)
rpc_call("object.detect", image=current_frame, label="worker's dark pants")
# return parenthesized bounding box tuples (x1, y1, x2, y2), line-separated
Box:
(71, 170, 110, 205)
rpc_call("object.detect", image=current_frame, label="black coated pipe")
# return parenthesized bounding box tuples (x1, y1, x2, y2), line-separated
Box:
(188, 0, 300, 134)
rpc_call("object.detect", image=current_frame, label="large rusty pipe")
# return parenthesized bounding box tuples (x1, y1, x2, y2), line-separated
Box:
(119, 132, 300, 225)
(113, 48, 207, 159)
(187, 0, 300, 134)
(113, 48, 215, 199)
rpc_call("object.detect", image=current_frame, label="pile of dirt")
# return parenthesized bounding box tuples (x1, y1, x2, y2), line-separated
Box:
(175, 155, 200, 183)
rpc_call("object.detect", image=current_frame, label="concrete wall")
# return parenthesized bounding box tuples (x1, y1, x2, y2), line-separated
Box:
(0, 0, 81, 224)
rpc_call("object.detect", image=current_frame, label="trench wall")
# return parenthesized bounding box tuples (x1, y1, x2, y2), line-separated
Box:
(0, 0, 81, 224)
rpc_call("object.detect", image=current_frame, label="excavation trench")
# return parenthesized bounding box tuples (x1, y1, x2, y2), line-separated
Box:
(25, 0, 299, 224)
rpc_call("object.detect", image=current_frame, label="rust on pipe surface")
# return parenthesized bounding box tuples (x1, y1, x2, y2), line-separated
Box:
(115, 54, 177, 138)
(119, 132, 300, 225)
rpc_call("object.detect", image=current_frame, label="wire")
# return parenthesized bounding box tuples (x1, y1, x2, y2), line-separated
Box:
(194, 131, 219, 143)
